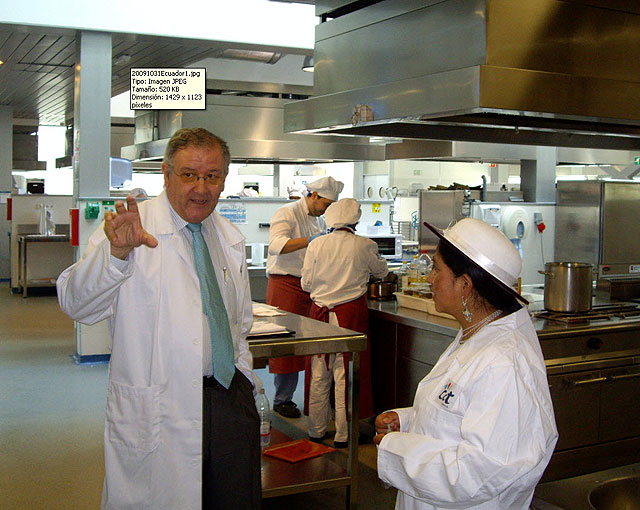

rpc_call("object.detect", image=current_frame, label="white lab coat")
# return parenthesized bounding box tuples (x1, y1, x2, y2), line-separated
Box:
(266, 198, 325, 277)
(56, 192, 254, 510)
(377, 307, 558, 510)
(301, 229, 388, 308)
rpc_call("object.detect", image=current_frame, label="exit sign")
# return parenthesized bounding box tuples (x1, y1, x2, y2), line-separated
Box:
(635, 157, 640, 165)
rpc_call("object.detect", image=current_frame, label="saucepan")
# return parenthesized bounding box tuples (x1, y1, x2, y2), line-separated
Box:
(538, 262, 594, 313)
(368, 273, 398, 300)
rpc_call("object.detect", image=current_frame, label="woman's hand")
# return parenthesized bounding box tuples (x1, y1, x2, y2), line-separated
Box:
(373, 411, 400, 445)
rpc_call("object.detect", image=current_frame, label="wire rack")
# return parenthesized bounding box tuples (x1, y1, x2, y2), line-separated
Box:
(392, 221, 414, 241)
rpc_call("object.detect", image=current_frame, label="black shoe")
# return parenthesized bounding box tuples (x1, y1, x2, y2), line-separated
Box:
(308, 433, 329, 444)
(333, 441, 348, 449)
(273, 401, 301, 418)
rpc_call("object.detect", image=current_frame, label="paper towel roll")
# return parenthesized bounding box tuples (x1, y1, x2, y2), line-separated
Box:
(503, 206, 528, 240)
(251, 243, 266, 266)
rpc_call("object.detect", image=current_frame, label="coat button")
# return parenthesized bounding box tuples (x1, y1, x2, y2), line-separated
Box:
(193, 338, 200, 346)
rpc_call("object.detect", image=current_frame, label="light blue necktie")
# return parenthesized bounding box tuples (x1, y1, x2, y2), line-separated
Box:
(186, 223, 235, 389)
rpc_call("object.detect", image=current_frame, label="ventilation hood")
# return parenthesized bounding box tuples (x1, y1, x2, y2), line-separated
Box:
(284, 0, 640, 151)
(121, 80, 382, 164)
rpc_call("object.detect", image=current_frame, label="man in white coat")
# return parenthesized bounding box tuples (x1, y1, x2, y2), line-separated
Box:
(57, 128, 260, 510)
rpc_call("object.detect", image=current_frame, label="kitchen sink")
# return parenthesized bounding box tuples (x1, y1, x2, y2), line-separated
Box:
(534, 463, 640, 510)
(589, 476, 640, 510)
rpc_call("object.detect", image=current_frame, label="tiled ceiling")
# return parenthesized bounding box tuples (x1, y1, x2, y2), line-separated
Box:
(0, 23, 280, 125)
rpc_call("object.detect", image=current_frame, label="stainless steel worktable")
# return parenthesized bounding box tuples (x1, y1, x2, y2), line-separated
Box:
(17, 234, 70, 298)
(248, 309, 367, 509)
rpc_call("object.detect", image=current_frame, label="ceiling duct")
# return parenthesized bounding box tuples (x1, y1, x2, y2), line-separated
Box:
(121, 80, 382, 164)
(284, 0, 640, 150)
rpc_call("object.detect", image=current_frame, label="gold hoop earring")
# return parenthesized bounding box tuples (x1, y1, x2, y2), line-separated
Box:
(462, 296, 473, 322)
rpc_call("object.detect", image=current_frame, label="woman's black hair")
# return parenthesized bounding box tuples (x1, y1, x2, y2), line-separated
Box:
(437, 239, 521, 314)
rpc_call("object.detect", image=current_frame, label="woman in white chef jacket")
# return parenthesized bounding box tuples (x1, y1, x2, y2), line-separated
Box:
(375, 218, 558, 510)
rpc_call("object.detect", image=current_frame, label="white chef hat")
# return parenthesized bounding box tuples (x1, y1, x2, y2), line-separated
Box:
(287, 184, 307, 199)
(423, 217, 528, 305)
(305, 176, 344, 202)
(237, 187, 259, 197)
(325, 198, 361, 229)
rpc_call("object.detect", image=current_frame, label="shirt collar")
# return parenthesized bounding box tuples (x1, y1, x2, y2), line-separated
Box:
(168, 201, 189, 232)
(167, 201, 215, 235)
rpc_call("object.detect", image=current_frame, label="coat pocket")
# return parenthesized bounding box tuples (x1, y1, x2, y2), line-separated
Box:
(106, 381, 162, 452)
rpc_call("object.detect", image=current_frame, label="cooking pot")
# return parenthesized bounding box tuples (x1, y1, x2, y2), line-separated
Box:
(539, 262, 594, 313)
(368, 273, 398, 300)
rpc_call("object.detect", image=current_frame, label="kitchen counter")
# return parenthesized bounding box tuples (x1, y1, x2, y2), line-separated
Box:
(247, 308, 366, 508)
(369, 297, 640, 339)
(248, 307, 367, 359)
(534, 462, 640, 510)
(17, 233, 72, 298)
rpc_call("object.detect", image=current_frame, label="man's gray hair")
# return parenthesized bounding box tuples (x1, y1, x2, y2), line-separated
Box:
(163, 128, 231, 171)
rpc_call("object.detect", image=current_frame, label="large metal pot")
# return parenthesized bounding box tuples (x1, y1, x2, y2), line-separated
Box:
(368, 273, 398, 300)
(539, 262, 594, 313)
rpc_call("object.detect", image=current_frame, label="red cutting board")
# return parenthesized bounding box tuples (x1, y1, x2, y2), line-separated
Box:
(262, 439, 335, 463)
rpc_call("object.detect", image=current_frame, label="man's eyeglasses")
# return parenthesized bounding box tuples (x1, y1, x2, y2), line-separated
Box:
(172, 171, 225, 186)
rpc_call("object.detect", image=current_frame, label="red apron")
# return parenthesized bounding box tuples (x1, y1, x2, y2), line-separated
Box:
(304, 294, 374, 419)
(266, 274, 311, 373)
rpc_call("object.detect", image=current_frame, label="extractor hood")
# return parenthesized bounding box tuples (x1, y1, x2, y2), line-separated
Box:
(284, 0, 640, 151)
(121, 79, 383, 164)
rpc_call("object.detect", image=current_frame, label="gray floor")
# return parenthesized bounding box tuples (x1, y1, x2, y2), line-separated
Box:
(0, 286, 396, 510)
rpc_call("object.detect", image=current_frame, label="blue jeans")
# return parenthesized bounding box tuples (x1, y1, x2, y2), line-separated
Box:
(274, 372, 299, 406)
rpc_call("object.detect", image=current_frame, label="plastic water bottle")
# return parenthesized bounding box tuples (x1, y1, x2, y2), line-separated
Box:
(256, 389, 271, 449)
(407, 256, 419, 284)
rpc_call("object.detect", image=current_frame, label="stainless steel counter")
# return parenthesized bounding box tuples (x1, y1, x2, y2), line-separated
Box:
(367, 298, 459, 336)
(534, 462, 640, 510)
(247, 309, 366, 508)
(17, 234, 71, 298)
(369, 297, 640, 339)
(248, 309, 367, 359)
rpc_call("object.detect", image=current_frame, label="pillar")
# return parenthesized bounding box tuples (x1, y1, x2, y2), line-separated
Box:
(520, 146, 557, 202)
(73, 31, 112, 199)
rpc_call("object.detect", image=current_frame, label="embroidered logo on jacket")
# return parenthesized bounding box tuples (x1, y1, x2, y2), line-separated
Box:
(438, 382, 458, 408)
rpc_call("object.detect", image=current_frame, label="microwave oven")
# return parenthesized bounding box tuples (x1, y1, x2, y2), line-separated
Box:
(356, 233, 403, 259)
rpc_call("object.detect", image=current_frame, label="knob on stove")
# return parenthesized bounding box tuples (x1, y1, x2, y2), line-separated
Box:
(587, 337, 603, 350)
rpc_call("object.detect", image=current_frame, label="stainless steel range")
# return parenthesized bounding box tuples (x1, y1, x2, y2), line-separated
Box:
(535, 304, 640, 324)
(532, 305, 640, 482)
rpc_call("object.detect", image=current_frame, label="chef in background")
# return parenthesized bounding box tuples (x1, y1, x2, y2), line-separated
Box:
(287, 183, 307, 200)
(265, 176, 344, 418)
(375, 218, 557, 510)
(301, 198, 388, 446)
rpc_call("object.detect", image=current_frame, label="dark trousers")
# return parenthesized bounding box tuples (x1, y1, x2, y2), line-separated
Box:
(203, 369, 261, 510)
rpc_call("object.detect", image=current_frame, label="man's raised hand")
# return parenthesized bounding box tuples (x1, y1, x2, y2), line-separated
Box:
(104, 195, 158, 260)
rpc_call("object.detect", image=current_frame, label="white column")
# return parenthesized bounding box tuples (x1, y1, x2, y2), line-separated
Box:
(73, 31, 112, 200)
(520, 146, 557, 202)
(72, 32, 113, 360)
